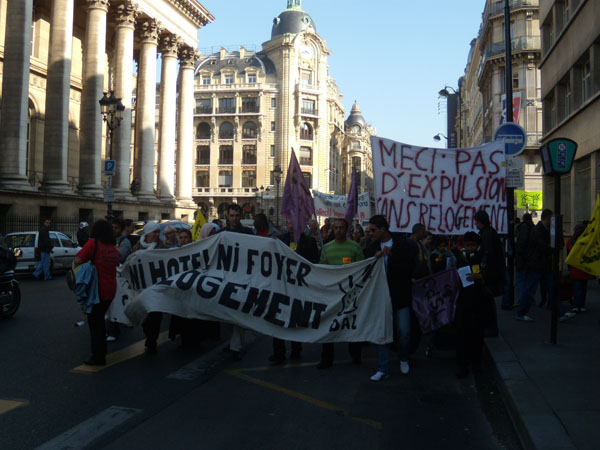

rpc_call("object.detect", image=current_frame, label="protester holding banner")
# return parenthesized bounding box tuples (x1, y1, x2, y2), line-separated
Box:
(455, 232, 491, 379)
(254, 213, 279, 238)
(514, 213, 534, 303)
(132, 221, 166, 354)
(567, 223, 595, 313)
(411, 224, 431, 279)
(164, 226, 179, 249)
(269, 221, 319, 364)
(317, 218, 365, 369)
(366, 215, 418, 381)
(73, 220, 121, 366)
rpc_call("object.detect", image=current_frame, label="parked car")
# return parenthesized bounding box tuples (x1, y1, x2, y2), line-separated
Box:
(1, 231, 81, 273)
(132, 220, 192, 241)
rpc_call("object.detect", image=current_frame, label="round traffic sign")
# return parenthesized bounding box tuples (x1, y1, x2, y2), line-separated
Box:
(494, 123, 526, 156)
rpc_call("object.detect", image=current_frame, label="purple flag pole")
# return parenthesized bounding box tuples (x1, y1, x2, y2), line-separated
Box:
(281, 149, 315, 244)
(344, 168, 358, 237)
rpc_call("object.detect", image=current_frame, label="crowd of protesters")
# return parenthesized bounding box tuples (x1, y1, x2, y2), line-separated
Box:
(65, 204, 595, 382)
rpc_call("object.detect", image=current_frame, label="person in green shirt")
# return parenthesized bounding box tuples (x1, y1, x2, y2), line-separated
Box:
(317, 218, 364, 369)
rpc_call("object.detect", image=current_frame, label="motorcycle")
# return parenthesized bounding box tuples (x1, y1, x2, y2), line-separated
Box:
(0, 246, 21, 318)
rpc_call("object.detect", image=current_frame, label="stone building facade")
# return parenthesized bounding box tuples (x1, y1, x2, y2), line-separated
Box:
(460, 0, 544, 216)
(539, 0, 600, 231)
(0, 0, 213, 229)
(191, 1, 374, 221)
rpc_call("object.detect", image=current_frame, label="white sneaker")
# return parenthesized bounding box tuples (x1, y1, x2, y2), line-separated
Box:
(106, 336, 117, 342)
(517, 315, 534, 322)
(560, 312, 576, 322)
(400, 361, 410, 375)
(370, 371, 388, 382)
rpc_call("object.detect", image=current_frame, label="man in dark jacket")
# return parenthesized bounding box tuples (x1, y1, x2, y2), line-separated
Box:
(515, 213, 534, 302)
(474, 210, 505, 336)
(268, 221, 319, 364)
(33, 218, 53, 280)
(366, 215, 418, 381)
(517, 209, 553, 321)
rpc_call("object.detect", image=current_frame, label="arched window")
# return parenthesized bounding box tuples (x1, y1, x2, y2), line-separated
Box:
(219, 121, 234, 139)
(242, 121, 257, 139)
(300, 122, 313, 140)
(352, 125, 361, 135)
(196, 122, 211, 139)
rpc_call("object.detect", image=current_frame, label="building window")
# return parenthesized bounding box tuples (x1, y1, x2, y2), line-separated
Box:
(512, 73, 519, 89)
(271, 97, 277, 108)
(242, 145, 257, 164)
(241, 97, 259, 113)
(352, 141, 360, 149)
(196, 122, 211, 140)
(302, 99, 315, 115)
(352, 156, 361, 170)
(224, 74, 234, 84)
(196, 98, 212, 114)
(271, 121, 276, 132)
(218, 97, 235, 114)
(302, 172, 312, 188)
(352, 125, 361, 135)
(242, 170, 256, 188)
(202, 75, 211, 85)
(196, 170, 209, 187)
(300, 123, 313, 140)
(299, 146, 312, 165)
(242, 121, 257, 139)
(582, 59, 591, 102)
(219, 145, 233, 165)
(301, 70, 312, 86)
(196, 145, 210, 164)
(270, 145, 275, 157)
(219, 122, 234, 139)
(270, 170, 275, 185)
(247, 73, 257, 84)
(218, 170, 232, 187)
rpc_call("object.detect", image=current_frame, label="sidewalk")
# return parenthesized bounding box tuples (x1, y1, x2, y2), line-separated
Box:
(485, 281, 600, 450)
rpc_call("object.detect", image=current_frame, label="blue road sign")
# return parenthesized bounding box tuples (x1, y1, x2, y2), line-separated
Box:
(494, 123, 526, 156)
(104, 160, 115, 176)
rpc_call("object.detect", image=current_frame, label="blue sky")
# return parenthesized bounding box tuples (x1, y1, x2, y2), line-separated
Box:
(196, 0, 485, 147)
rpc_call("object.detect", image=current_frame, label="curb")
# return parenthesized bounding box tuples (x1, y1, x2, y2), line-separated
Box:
(484, 335, 576, 450)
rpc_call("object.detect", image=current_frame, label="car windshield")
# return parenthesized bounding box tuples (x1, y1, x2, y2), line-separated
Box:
(3, 234, 35, 248)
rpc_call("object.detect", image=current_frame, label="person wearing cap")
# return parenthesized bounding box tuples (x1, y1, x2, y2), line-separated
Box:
(132, 221, 166, 354)
(164, 225, 179, 248)
(77, 222, 90, 247)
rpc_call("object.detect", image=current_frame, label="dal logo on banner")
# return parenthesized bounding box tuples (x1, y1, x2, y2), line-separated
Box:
(370, 137, 507, 234)
(120, 232, 393, 344)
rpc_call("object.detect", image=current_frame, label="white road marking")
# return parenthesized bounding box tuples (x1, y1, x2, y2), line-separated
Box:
(35, 406, 141, 450)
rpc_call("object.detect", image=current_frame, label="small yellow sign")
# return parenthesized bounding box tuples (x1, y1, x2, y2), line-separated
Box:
(515, 190, 543, 210)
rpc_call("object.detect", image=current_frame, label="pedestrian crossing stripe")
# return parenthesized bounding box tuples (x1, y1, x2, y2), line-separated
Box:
(71, 331, 169, 374)
(0, 398, 28, 415)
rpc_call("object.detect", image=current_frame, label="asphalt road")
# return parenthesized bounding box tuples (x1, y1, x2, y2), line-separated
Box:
(0, 276, 522, 450)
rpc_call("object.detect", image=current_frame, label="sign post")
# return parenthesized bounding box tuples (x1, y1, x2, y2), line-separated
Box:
(540, 138, 577, 344)
(104, 160, 116, 220)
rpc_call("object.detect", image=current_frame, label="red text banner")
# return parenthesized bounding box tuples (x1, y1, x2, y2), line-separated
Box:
(370, 137, 507, 234)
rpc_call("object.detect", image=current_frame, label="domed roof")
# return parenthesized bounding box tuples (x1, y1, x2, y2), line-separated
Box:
(271, 1, 316, 39)
(345, 101, 366, 127)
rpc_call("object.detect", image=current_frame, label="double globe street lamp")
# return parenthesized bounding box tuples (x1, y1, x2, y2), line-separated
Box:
(99, 91, 125, 221)
(438, 85, 462, 148)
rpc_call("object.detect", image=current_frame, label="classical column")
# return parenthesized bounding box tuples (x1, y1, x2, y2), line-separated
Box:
(0, 0, 34, 189)
(111, 1, 138, 199)
(41, 0, 74, 193)
(78, 0, 109, 196)
(157, 33, 180, 203)
(175, 46, 197, 206)
(133, 18, 160, 201)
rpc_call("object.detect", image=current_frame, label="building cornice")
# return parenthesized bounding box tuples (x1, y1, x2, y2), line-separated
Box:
(168, 0, 214, 28)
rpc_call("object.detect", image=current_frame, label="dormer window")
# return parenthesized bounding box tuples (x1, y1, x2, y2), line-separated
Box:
(248, 73, 257, 84)
(224, 74, 234, 84)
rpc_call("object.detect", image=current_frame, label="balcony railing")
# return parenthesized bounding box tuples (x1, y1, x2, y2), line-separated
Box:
(478, 36, 541, 80)
(195, 106, 212, 114)
(216, 107, 236, 114)
(484, 0, 539, 22)
(299, 157, 312, 166)
(241, 106, 260, 113)
(194, 187, 259, 197)
(301, 108, 317, 115)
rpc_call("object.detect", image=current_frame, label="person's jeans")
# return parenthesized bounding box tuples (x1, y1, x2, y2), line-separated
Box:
(377, 306, 411, 374)
(573, 280, 588, 309)
(33, 251, 52, 280)
(515, 270, 527, 304)
(501, 266, 513, 308)
(87, 301, 111, 361)
(518, 271, 553, 317)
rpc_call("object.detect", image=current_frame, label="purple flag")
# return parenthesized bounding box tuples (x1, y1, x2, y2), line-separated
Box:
(344, 168, 358, 237)
(281, 150, 315, 244)
(411, 269, 460, 333)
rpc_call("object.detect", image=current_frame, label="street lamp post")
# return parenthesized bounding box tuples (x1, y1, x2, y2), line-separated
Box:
(274, 165, 282, 226)
(433, 133, 448, 143)
(439, 85, 462, 148)
(99, 91, 125, 221)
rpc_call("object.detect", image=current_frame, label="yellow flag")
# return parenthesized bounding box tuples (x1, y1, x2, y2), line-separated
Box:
(565, 193, 600, 276)
(191, 209, 207, 241)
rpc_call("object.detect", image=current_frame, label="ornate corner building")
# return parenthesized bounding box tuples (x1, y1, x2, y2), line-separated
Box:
(191, 0, 374, 220)
(460, 0, 544, 211)
(0, 0, 213, 232)
(539, 0, 600, 231)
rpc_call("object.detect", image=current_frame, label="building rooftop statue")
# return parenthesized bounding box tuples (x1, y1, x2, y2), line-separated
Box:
(271, 0, 316, 39)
